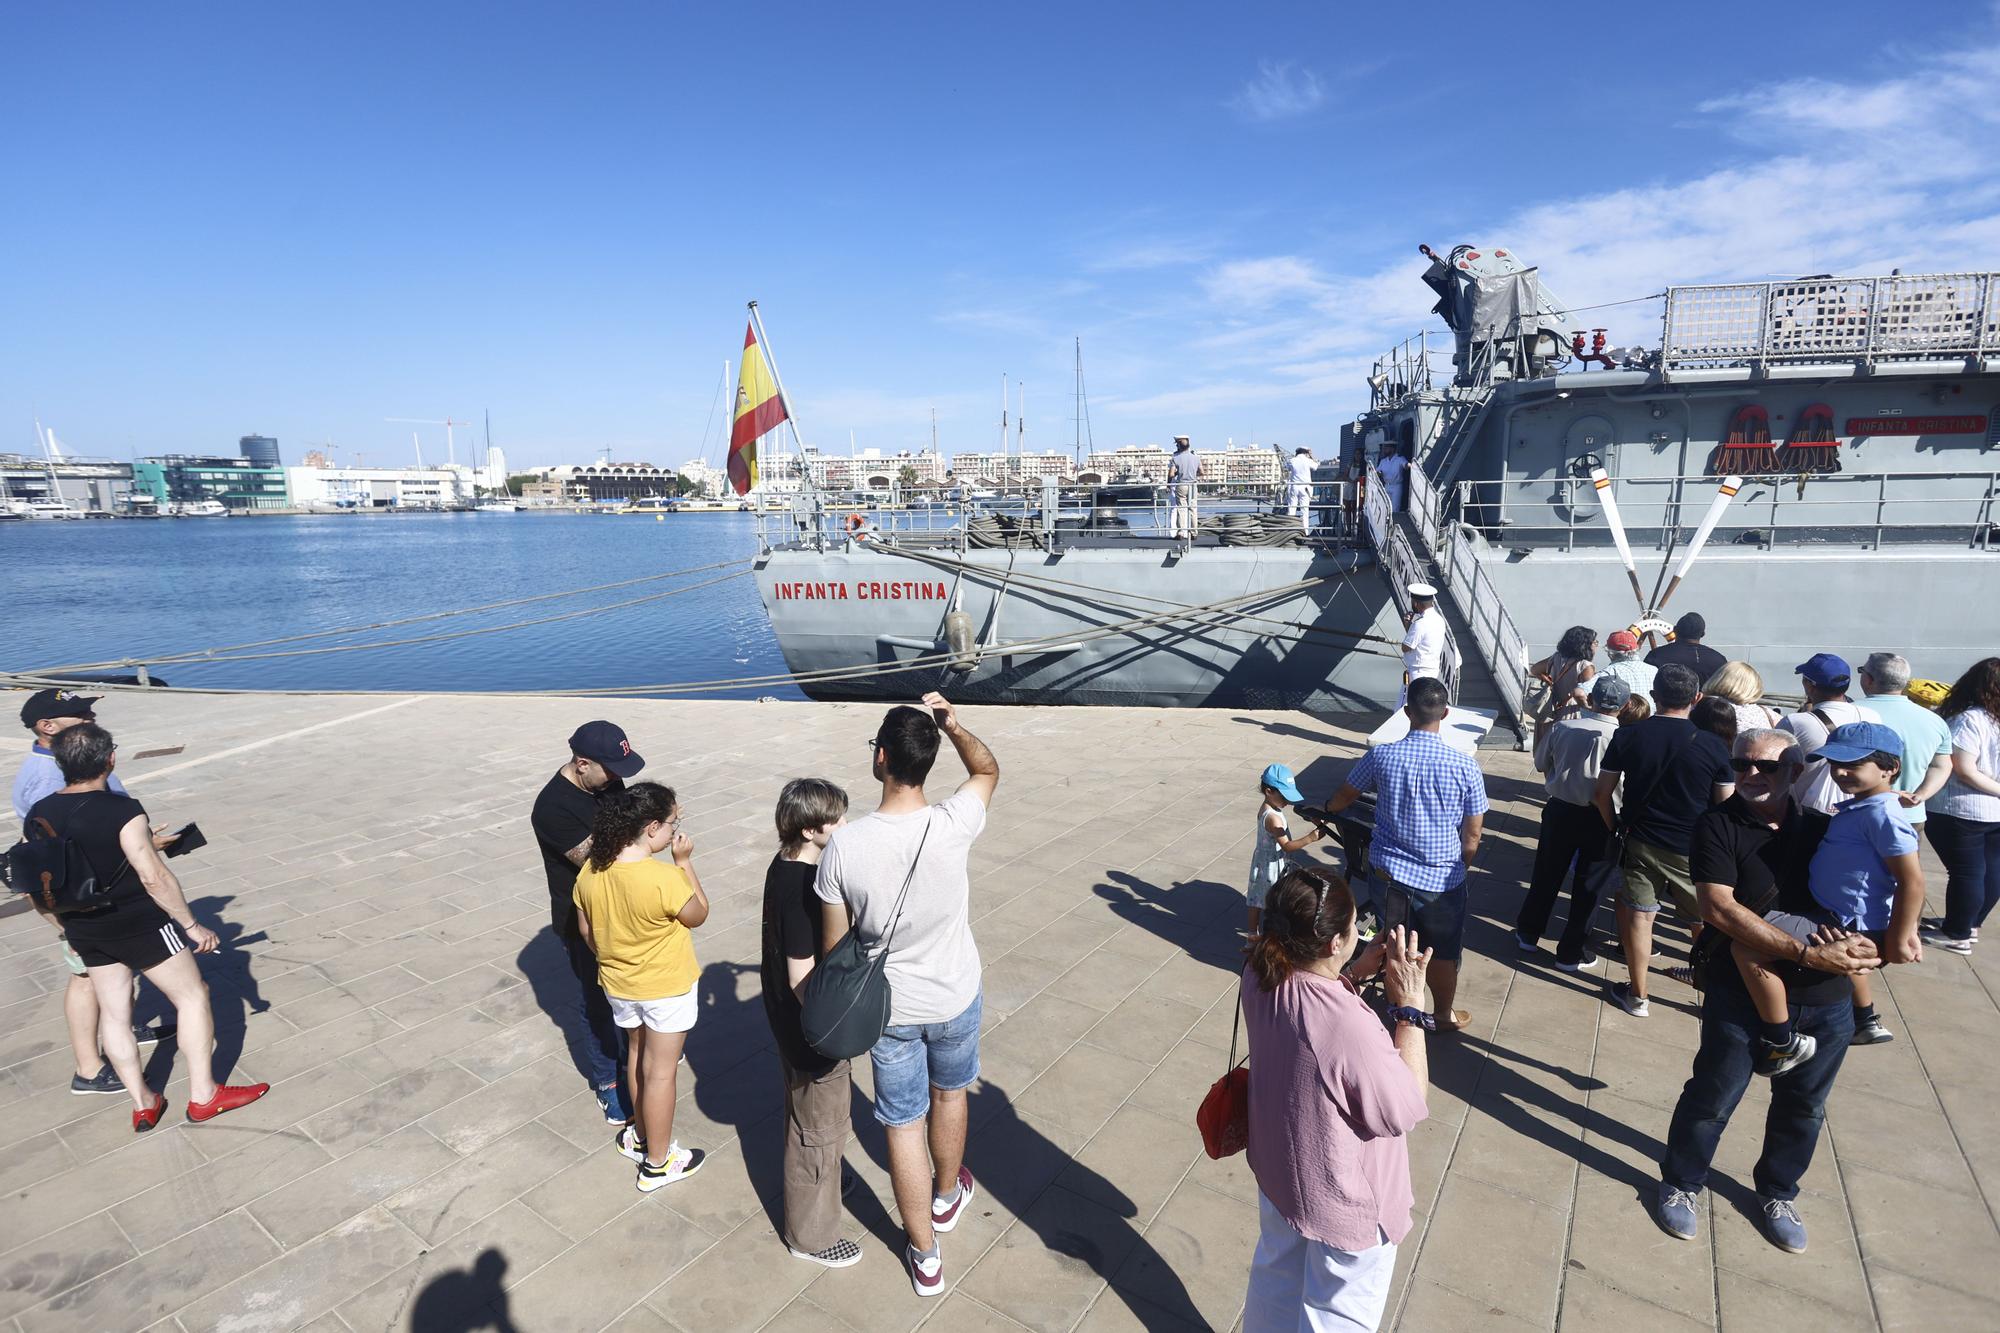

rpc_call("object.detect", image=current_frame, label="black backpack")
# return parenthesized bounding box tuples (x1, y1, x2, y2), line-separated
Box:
(6, 794, 114, 917)
(800, 817, 931, 1060)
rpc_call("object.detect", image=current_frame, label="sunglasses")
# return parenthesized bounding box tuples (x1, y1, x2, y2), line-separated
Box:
(1730, 757, 1790, 776)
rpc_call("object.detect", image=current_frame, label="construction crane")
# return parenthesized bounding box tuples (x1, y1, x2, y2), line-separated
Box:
(385, 416, 475, 468)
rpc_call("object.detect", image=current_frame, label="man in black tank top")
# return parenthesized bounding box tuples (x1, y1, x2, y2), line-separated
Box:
(25, 724, 269, 1132)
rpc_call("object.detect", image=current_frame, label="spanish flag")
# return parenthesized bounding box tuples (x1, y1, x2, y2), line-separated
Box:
(728, 322, 788, 495)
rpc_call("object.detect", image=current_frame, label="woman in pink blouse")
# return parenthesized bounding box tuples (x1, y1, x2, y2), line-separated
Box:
(1242, 867, 1432, 1332)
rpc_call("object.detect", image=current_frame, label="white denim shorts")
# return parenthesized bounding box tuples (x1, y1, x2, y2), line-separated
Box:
(606, 987, 698, 1033)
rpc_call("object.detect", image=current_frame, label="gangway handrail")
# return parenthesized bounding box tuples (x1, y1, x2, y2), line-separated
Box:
(1363, 465, 1462, 706)
(1391, 463, 1530, 734)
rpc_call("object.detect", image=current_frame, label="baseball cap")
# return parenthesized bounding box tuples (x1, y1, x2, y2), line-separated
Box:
(1795, 653, 1852, 689)
(1811, 721, 1904, 765)
(1259, 763, 1303, 803)
(1588, 675, 1632, 710)
(1672, 613, 1706, 639)
(1606, 629, 1640, 652)
(568, 720, 644, 779)
(20, 689, 101, 727)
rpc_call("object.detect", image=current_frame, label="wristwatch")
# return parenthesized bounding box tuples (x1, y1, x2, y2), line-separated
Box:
(1389, 1005, 1435, 1031)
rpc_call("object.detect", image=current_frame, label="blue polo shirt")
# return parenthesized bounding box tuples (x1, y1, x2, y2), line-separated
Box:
(1346, 730, 1489, 893)
(1807, 791, 1918, 930)
(12, 745, 127, 823)
(1862, 693, 1952, 825)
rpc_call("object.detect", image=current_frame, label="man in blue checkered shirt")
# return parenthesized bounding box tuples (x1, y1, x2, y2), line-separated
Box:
(1321, 677, 1489, 1029)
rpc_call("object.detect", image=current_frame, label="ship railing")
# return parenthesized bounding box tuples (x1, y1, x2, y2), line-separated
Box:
(758, 480, 1356, 554)
(1370, 332, 1436, 409)
(1451, 469, 2000, 553)
(1662, 271, 2000, 372)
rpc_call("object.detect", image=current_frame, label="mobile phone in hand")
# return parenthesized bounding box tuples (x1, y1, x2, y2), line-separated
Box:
(164, 823, 207, 858)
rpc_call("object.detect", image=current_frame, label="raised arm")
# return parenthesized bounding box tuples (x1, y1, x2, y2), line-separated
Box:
(670, 832, 710, 929)
(923, 692, 998, 807)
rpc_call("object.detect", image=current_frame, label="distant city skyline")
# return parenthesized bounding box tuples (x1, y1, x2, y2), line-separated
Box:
(6, 4, 1996, 466)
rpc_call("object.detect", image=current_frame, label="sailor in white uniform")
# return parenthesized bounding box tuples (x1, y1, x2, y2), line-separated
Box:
(1377, 447, 1409, 513)
(1285, 447, 1316, 526)
(1399, 581, 1447, 705)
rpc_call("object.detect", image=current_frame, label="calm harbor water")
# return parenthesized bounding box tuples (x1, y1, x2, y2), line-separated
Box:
(0, 512, 803, 698)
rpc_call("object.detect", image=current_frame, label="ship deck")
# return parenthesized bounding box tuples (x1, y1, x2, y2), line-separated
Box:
(0, 691, 1993, 1331)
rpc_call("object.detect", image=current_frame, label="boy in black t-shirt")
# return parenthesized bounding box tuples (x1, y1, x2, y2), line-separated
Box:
(761, 777, 861, 1269)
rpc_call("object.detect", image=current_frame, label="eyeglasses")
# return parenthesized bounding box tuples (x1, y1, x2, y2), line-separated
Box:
(1730, 757, 1790, 776)
(865, 737, 882, 752)
(1297, 868, 1332, 931)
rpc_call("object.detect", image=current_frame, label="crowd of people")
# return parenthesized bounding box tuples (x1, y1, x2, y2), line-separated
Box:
(11, 620, 1997, 1330)
(528, 691, 997, 1297)
(1229, 626, 2000, 1325)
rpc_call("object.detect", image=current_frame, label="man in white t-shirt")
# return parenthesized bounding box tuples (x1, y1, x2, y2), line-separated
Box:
(1399, 582, 1448, 705)
(1285, 447, 1317, 527)
(1168, 436, 1200, 540)
(817, 692, 997, 1298)
(1777, 653, 1881, 815)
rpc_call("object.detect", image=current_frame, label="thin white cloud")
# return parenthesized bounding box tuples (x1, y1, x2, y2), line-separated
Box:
(1126, 31, 2000, 425)
(1229, 61, 1324, 122)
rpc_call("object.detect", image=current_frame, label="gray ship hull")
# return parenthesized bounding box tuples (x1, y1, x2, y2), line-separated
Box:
(754, 543, 1408, 710)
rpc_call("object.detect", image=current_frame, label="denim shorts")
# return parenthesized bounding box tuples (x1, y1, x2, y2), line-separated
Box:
(1377, 877, 1468, 965)
(869, 991, 982, 1127)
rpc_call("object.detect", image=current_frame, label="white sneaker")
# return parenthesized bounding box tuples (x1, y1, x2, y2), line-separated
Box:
(637, 1144, 705, 1192)
(1610, 982, 1650, 1017)
(613, 1123, 646, 1163)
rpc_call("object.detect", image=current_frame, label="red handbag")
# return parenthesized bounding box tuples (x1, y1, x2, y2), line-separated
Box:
(1196, 995, 1249, 1159)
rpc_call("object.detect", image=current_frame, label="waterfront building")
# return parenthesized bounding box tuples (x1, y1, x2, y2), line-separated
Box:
(1085, 445, 1171, 482)
(239, 434, 281, 468)
(1198, 446, 1285, 489)
(678, 459, 728, 498)
(809, 448, 946, 491)
(133, 455, 289, 511)
(548, 462, 677, 502)
(0, 452, 135, 514)
(284, 464, 473, 509)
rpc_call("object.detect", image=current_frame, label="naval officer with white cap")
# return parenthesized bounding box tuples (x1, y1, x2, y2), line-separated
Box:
(1400, 582, 1447, 704)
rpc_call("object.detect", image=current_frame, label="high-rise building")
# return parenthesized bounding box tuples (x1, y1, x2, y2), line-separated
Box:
(240, 435, 281, 468)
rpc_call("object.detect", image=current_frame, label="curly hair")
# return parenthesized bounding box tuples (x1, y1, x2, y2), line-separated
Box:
(1248, 867, 1357, 992)
(587, 780, 678, 872)
(1940, 657, 2000, 721)
(1555, 625, 1598, 663)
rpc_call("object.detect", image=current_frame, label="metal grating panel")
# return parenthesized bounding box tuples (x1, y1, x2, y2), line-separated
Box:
(1663, 272, 1999, 369)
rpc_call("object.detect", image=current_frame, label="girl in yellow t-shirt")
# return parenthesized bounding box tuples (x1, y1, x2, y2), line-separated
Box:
(573, 780, 710, 1191)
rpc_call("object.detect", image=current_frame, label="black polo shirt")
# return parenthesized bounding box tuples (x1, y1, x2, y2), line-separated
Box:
(1688, 795, 1850, 1005)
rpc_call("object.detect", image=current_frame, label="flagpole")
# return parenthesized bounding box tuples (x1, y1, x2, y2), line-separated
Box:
(746, 300, 809, 475)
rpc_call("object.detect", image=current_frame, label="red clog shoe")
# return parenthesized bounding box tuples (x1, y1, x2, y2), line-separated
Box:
(133, 1094, 168, 1133)
(187, 1083, 270, 1123)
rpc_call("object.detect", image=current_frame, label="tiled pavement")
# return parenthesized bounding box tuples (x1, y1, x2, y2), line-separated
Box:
(0, 692, 1996, 1332)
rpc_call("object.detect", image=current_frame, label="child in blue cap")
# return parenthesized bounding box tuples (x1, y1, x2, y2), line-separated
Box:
(1249, 763, 1323, 939)
(1736, 721, 1925, 1077)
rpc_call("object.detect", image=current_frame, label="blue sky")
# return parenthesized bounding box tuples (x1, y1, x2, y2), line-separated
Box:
(4, 1, 1996, 471)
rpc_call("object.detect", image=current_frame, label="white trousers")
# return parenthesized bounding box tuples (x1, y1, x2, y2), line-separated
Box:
(1286, 484, 1313, 524)
(1170, 482, 1198, 538)
(1243, 1191, 1396, 1333)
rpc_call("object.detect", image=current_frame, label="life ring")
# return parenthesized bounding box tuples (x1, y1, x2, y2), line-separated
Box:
(845, 513, 866, 534)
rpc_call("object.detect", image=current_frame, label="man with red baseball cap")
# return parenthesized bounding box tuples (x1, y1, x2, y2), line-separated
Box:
(1599, 629, 1658, 704)
(530, 720, 647, 1123)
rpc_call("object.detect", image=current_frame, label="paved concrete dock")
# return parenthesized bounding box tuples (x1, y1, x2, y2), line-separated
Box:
(0, 693, 1995, 1331)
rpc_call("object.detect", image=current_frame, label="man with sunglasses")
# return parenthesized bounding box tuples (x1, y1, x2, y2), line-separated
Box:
(1657, 728, 1880, 1255)
(529, 720, 646, 1123)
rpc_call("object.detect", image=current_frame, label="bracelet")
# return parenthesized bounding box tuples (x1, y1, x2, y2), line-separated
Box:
(1389, 1005, 1435, 1031)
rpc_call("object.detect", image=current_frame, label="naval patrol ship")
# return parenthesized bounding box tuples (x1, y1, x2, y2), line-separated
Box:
(752, 251, 1999, 732)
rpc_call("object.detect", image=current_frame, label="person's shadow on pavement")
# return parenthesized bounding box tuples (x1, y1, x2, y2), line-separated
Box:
(846, 1079, 1204, 1327)
(409, 1248, 519, 1333)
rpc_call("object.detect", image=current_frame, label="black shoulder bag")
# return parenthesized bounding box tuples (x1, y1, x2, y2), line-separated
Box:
(5, 793, 113, 916)
(801, 816, 933, 1061)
